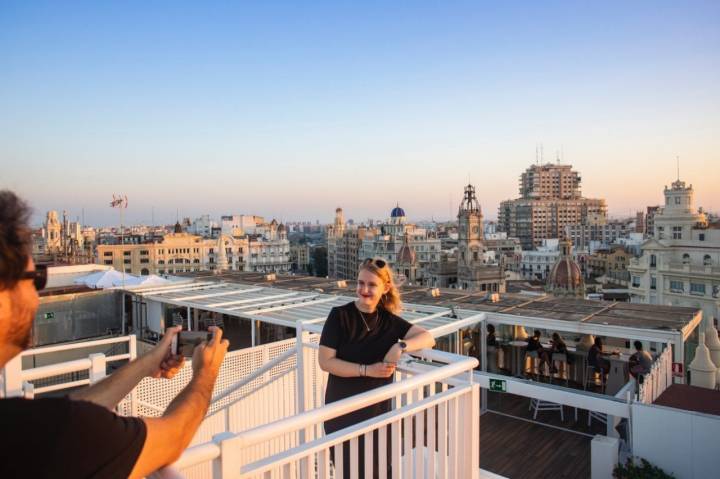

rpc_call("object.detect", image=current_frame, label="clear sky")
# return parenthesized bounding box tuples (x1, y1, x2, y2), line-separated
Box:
(1, 1, 718, 226)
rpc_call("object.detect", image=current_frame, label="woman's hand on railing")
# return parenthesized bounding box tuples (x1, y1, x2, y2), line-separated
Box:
(366, 362, 396, 378)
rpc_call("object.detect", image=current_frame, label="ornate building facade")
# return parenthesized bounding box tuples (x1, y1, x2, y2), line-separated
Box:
(629, 179, 720, 322)
(97, 220, 290, 275)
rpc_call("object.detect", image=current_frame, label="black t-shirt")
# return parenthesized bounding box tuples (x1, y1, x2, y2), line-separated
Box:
(0, 397, 147, 479)
(526, 336, 543, 352)
(320, 301, 412, 433)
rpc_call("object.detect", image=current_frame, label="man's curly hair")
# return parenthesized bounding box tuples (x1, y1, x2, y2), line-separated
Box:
(0, 190, 32, 289)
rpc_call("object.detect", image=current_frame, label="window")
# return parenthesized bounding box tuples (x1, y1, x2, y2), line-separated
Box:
(673, 226, 682, 240)
(699, 233, 705, 242)
(670, 280, 684, 292)
(103, 251, 113, 257)
(690, 283, 706, 295)
(704, 255, 712, 266)
(675, 197, 680, 205)
(124, 259, 131, 264)
(104, 260, 113, 265)
(682, 253, 690, 265)
(140, 258, 149, 264)
(650, 254, 656, 268)
(140, 250, 149, 255)
(123, 251, 131, 256)
(650, 276, 656, 290)
(158, 260, 165, 265)
(125, 268, 131, 273)
(632, 276, 641, 288)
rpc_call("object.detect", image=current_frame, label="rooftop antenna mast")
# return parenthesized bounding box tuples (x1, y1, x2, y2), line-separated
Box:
(535, 145, 539, 165)
(540, 143, 544, 164)
(676, 155, 680, 181)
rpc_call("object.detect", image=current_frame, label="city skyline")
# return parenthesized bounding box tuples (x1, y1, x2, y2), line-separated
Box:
(2, 1, 719, 226)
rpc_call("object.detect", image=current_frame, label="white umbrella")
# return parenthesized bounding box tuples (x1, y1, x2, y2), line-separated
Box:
(74, 269, 142, 289)
(135, 274, 171, 286)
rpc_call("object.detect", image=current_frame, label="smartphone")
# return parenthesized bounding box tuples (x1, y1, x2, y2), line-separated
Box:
(171, 331, 212, 357)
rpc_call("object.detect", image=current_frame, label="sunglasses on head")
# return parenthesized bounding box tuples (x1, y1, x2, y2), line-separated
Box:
(21, 264, 47, 291)
(363, 258, 387, 269)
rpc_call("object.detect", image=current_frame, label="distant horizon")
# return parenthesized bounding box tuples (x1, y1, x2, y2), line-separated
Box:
(27, 170, 719, 229)
(3, 2, 718, 228)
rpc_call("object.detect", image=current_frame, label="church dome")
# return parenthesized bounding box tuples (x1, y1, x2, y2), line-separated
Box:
(547, 237, 585, 296)
(391, 204, 406, 218)
(548, 258, 584, 290)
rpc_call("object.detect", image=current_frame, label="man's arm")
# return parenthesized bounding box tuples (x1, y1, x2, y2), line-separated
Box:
(69, 327, 184, 410)
(129, 327, 229, 479)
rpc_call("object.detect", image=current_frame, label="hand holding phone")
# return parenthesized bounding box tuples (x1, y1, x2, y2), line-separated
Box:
(171, 330, 213, 357)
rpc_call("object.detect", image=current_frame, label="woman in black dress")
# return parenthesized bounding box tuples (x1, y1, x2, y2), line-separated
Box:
(318, 257, 435, 478)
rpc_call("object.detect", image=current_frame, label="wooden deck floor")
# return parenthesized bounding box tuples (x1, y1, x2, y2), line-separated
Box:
(479, 392, 606, 478)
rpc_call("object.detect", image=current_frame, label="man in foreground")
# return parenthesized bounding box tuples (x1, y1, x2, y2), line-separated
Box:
(0, 190, 229, 478)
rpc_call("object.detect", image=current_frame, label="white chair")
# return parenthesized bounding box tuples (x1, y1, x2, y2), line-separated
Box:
(529, 398, 564, 421)
(588, 410, 607, 428)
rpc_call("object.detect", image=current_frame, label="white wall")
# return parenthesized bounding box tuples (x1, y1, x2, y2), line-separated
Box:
(632, 402, 720, 478)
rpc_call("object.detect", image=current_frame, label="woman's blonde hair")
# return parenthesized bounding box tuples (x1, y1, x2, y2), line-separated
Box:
(359, 257, 402, 315)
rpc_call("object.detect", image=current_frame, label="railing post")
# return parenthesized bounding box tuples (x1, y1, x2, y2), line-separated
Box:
(2, 355, 23, 398)
(469, 384, 480, 479)
(129, 334, 138, 360)
(22, 381, 35, 399)
(212, 432, 238, 479)
(89, 353, 107, 384)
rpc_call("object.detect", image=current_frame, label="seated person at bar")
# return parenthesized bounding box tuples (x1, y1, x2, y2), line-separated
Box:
(526, 329, 551, 372)
(629, 341, 653, 377)
(549, 332, 572, 373)
(588, 337, 611, 374)
(486, 324, 498, 347)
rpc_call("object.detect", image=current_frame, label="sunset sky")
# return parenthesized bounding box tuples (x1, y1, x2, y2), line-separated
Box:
(1, 1, 718, 226)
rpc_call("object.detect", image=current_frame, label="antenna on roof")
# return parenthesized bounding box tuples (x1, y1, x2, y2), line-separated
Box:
(535, 145, 539, 165)
(676, 155, 680, 181)
(561, 145, 565, 163)
(540, 143, 544, 164)
(556, 149, 560, 164)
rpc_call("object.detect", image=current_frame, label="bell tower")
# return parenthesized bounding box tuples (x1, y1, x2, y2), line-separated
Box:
(457, 184, 484, 271)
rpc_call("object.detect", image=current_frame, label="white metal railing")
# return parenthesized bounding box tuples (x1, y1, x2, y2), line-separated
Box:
(637, 346, 673, 404)
(1, 335, 136, 399)
(167, 349, 480, 479)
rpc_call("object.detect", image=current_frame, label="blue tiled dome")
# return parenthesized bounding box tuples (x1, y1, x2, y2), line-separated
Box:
(390, 205, 406, 218)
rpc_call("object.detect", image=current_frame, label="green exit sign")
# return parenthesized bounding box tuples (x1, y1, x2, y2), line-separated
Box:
(44, 312, 55, 320)
(489, 378, 506, 393)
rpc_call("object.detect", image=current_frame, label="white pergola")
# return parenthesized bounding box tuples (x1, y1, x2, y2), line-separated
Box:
(127, 281, 486, 346)
(127, 280, 702, 376)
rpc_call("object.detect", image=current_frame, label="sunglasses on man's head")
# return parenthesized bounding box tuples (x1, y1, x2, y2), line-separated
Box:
(363, 258, 387, 269)
(21, 264, 47, 291)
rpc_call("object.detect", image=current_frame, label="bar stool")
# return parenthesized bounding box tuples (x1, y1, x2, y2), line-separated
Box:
(551, 353, 570, 386)
(524, 350, 540, 379)
(487, 345, 498, 373)
(584, 364, 606, 393)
